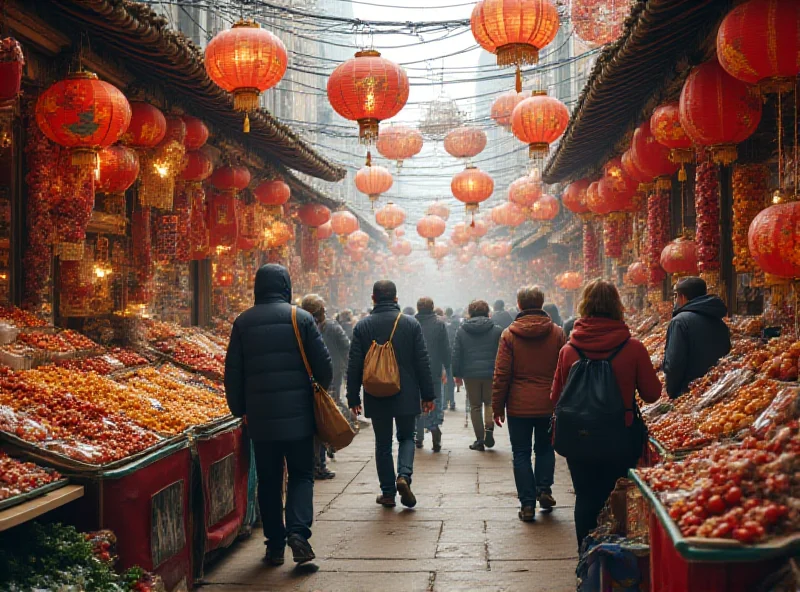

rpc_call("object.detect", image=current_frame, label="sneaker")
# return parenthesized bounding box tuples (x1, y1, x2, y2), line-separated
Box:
(484, 429, 495, 449)
(396, 476, 417, 508)
(538, 492, 557, 511)
(518, 506, 536, 522)
(264, 547, 285, 566)
(376, 494, 397, 508)
(469, 440, 485, 451)
(287, 534, 315, 564)
(431, 427, 442, 453)
(314, 468, 336, 480)
(415, 440, 424, 449)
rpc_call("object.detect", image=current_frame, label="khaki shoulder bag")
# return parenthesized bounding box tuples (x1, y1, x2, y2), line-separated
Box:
(291, 306, 355, 451)
(362, 312, 403, 398)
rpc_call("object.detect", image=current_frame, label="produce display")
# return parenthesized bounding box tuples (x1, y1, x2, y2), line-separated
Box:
(140, 318, 183, 342)
(154, 332, 226, 379)
(0, 305, 47, 328)
(732, 164, 769, 273)
(0, 450, 62, 501)
(17, 331, 74, 353)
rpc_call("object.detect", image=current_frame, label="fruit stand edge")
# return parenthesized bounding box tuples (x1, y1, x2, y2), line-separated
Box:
(0, 484, 83, 531)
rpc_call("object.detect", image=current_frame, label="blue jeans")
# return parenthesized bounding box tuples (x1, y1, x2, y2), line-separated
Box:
(372, 414, 417, 496)
(444, 373, 455, 407)
(507, 416, 555, 507)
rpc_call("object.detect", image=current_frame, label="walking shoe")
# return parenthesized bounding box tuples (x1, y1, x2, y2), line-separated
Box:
(376, 494, 397, 508)
(314, 468, 336, 480)
(469, 440, 485, 451)
(538, 492, 557, 511)
(484, 429, 495, 449)
(518, 506, 536, 522)
(415, 440, 424, 449)
(287, 534, 315, 564)
(450, 403, 456, 411)
(264, 547, 285, 566)
(431, 427, 442, 453)
(396, 476, 417, 508)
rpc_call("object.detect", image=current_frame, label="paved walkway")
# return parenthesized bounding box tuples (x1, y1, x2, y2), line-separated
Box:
(200, 390, 578, 592)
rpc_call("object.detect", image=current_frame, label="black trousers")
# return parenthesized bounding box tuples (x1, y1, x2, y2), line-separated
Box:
(566, 458, 629, 550)
(253, 437, 315, 549)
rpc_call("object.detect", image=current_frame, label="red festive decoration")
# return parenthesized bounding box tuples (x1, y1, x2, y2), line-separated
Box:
(376, 202, 406, 233)
(451, 223, 471, 246)
(491, 202, 526, 228)
(210, 165, 251, 193)
(161, 115, 186, 146)
(376, 125, 423, 166)
(583, 220, 601, 279)
(417, 214, 447, 245)
(601, 157, 637, 208)
(263, 219, 293, 249)
(347, 229, 370, 251)
(646, 189, 670, 286)
(631, 119, 679, 186)
(626, 261, 648, 286)
(331, 211, 360, 239)
(182, 116, 209, 150)
(531, 194, 559, 221)
(556, 271, 583, 291)
(470, 217, 489, 239)
(327, 50, 409, 142)
(0, 38, 24, 102)
(748, 203, 800, 278)
(36, 72, 132, 166)
(444, 127, 487, 160)
(562, 179, 590, 214)
(470, 0, 559, 66)
(297, 204, 331, 228)
(254, 178, 291, 209)
(430, 242, 450, 261)
(451, 166, 494, 214)
(695, 152, 720, 272)
(651, 102, 693, 180)
(570, 0, 628, 47)
(679, 58, 762, 165)
(391, 239, 412, 257)
(491, 91, 525, 130)
(603, 214, 627, 260)
(621, 148, 651, 186)
(208, 190, 239, 249)
(509, 171, 543, 209)
(123, 102, 167, 147)
(661, 237, 699, 277)
(96, 145, 139, 194)
(179, 150, 213, 183)
(316, 221, 333, 241)
(355, 161, 393, 204)
(426, 201, 451, 221)
(511, 91, 569, 158)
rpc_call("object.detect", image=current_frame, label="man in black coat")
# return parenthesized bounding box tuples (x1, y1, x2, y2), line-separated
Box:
(492, 299, 514, 330)
(443, 307, 459, 411)
(347, 280, 435, 509)
(663, 276, 731, 399)
(415, 297, 452, 452)
(225, 264, 332, 566)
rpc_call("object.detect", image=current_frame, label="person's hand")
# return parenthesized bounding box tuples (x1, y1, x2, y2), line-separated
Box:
(350, 405, 363, 416)
(493, 413, 505, 428)
(422, 400, 435, 414)
(454, 377, 463, 387)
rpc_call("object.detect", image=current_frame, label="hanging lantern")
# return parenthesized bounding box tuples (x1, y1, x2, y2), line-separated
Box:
(179, 150, 214, 183)
(511, 91, 569, 159)
(748, 203, 800, 278)
(426, 201, 451, 221)
(599, 157, 638, 211)
(650, 102, 693, 181)
(205, 20, 287, 131)
(451, 222, 471, 246)
(594, 178, 636, 214)
(562, 179, 590, 214)
(631, 120, 679, 189)
(470, 216, 489, 239)
(297, 204, 331, 228)
(430, 242, 450, 261)
(254, 179, 291, 217)
(355, 159, 393, 205)
(36, 72, 132, 167)
(262, 219, 293, 250)
(417, 214, 447, 246)
(123, 102, 167, 147)
(556, 271, 583, 291)
(717, 0, 800, 94)
(508, 171, 543, 209)
(208, 190, 239, 249)
(96, 145, 139, 194)
(0, 38, 24, 102)
(531, 194, 559, 221)
(444, 127, 487, 160)
(570, 0, 628, 47)
(391, 239, 412, 257)
(457, 250, 474, 265)
(210, 165, 251, 194)
(327, 50, 409, 142)
(491, 90, 525, 130)
(621, 148, 652, 190)
(451, 166, 494, 215)
(376, 124, 423, 167)
(347, 229, 370, 251)
(491, 202, 526, 229)
(182, 115, 209, 150)
(470, 0, 559, 67)
(316, 221, 333, 241)
(375, 202, 406, 233)
(626, 261, 648, 286)
(679, 58, 762, 165)
(660, 237, 699, 277)
(331, 210, 360, 241)
(585, 181, 605, 215)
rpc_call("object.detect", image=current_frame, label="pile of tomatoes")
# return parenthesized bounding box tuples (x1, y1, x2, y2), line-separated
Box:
(0, 451, 61, 500)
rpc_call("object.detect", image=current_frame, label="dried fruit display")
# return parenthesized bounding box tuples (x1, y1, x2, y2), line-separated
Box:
(697, 379, 782, 437)
(155, 334, 225, 379)
(140, 318, 182, 342)
(646, 189, 669, 286)
(55, 356, 117, 375)
(17, 332, 74, 353)
(0, 305, 47, 328)
(732, 164, 769, 273)
(58, 329, 100, 351)
(108, 347, 150, 368)
(0, 451, 62, 500)
(694, 152, 720, 272)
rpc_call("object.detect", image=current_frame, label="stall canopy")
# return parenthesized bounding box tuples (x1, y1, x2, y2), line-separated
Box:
(543, 0, 732, 185)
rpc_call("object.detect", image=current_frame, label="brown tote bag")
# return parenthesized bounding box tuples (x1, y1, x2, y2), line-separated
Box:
(291, 307, 355, 451)
(362, 312, 403, 398)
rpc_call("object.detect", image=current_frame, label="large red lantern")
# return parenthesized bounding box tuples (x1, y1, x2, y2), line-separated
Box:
(376, 125, 423, 167)
(317, 221, 333, 241)
(331, 210, 360, 238)
(347, 229, 370, 251)
(748, 203, 800, 278)
(426, 201, 451, 221)
(717, 0, 800, 94)
(451, 166, 494, 214)
(650, 102, 693, 179)
(444, 127, 487, 160)
(210, 165, 251, 193)
(205, 20, 287, 130)
(679, 58, 762, 165)
(451, 222, 471, 246)
(491, 91, 525, 130)
(0, 38, 24, 102)
(660, 237, 699, 277)
(491, 202, 526, 228)
(263, 219, 293, 250)
(470, 0, 559, 66)
(327, 50, 409, 142)
(123, 102, 167, 147)
(621, 148, 652, 187)
(391, 239, 412, 257)
(508, 171, 543, 209)
(585, 181, 605, 215)
(531, 194, 559, 221)
(431, 242, 450, 261)
(355, 162, 393, 204)
(556, 271, 583, 291)
(626, 261, 648, 286)
(297, 204, 331, 228)
(179, 150, 213, 183)
(254, 179, 291, 209)
(631, 120, 679, 187)
(96, 145, 139, 194)
(376, 202, 406, 232)
(470, 217, 489, 239)
(36, 72, 132, 166)
(182, 116, 209, 150)
(417, 214, 447, 246)
(562, 179, 590, 214)
(511, 91, 569, 158)
(570, 0, 628, 47)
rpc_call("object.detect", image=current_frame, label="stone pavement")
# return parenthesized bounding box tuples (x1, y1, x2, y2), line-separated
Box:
(200, 390, 578, 592)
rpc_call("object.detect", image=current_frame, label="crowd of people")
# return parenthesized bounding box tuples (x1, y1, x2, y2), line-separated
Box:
(224, 264, 731, 567)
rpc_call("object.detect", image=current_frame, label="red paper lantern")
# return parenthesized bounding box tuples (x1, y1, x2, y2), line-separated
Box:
(508, 171, 543, 208)
(631, 120, 679, 184)
(297, 204, 331, 228)
(431, 242, 450, 260)
(451, 222, 471, 246)
(562, 179, 590, 214)
(511, 91, 569, 158)
(444, 127, 487, 159)
(531, 194, 559, 221)
(417, 214, 447, 245)
(331, 211, 360, 237)
(182, 115, 209, 150)
(161, 115, 186, 147)
(470, 217, 489, 239)
(0, 38, 24, 102)
(263, 219, 293, 249)
(470, 0, 559, 66)
(717, 0, 800, 93)
(210, 165, 251, 192)
(347, 229, 370, 251)
(679, 58, 762, 165)
(376, 125, 423, 166)
(215, 266, 234, 288)
(179, 150, 213, 182)
(391, 239, 412, 257)
(96, 145, 140, 194)
(621, 148, 651, 186)
(355, 163, 393, 204)
(123, 102, 167, 147)
(748, 203, 800, 278)
(626, 261, 648, 286)
(254, 179, 291, 207)
(650, 102, 692, 156)
(585, 181, 605, 215)
(571, 0, 628, 47)
(317, 221, 333, 241)
(660, 237, 699, 276)
(603, 158, 637, 199)
(491, 202, 526, 228)
(36, 72, 132, 166)
(375, 202, 406, 232)
(451, 166, 494, 213)
(426, 201, 451, 221)
(556, 271, 583, 291)
(491, 91, 525, 130)
(327, 50, 409, 142)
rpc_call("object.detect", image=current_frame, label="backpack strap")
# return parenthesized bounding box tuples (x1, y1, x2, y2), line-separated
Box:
(291, 306, 314, 380)
(569, 343, 587, 360)
(387, 312, 403, 343)
(606, 338, 630, 362)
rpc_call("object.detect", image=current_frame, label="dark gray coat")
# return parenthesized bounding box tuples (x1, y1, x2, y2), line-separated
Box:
(492, 309, 514, 330)
(321, 319, 350, 378)
(415, 311, 452, 396)
(346, 301, 435, 419)
(452, 316, 504, 379)
(224, 265, 333, 441)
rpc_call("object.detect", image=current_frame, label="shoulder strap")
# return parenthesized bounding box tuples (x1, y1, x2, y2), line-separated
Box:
(387, 312, 403, 343)
(606, 338, 630, 362)
(291, 306, 314, 379)
(568, 343, 586, 360)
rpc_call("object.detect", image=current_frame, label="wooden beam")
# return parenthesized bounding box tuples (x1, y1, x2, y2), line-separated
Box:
(6, 1, 71, 56)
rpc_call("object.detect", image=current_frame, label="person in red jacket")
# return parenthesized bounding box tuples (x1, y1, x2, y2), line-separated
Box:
(550, 280, 662, 548)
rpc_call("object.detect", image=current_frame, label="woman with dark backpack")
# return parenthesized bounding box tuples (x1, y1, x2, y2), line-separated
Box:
(550, 280, 661, 549)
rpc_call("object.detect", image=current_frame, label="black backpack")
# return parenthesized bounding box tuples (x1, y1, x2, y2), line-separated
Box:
(552, 339, 647, 466)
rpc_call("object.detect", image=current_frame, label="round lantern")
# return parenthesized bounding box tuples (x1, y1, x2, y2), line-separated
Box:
(347, 229, 370, 251)
(395, 227, 406, 238)
(457, 250, 474, 265)
(748, 203, 800, 278)
(36, 72, 132, 166)
(263, 219, 293, 249)
(556, 271, 583, 291)
(376, 202, 406, 233)
(297, 204, 331, 228)
(600, 157, 638, 210)
(717, 0, 800, 93)
(317, 221, 333, 241)
(531, 194, 559, 221)
(0, 38, 24, 102)
(470, 0, 559, 66)
(444, 127, 487, 160)
(391, 239, 412, 257)
(571, 0, 627, 47)
(451, 222, 471, 246)
(470, 217, 489, 239)
(650, 102, 693, 179)
(179, 150, 214, 182)
(215, 266, 234, 288)
(96, 145, 140, 194)
(679, 58, 762, 165)
(631, 119, 679, 187)
(508, 171, 543, 209)
(511, 91, 570, 158)
(621, 148, 652, 187)
(660, 237, 699, 277)
(182, 116, 209, 150)
(376, 125, 423, 167)
(327, 50, 409, 142)
(626, 261, 648, 286)
(451, 166, 494, 214)
(585, 181, 605, 214)
(431, 242, 450, 261)
(426, 201, 451, 221)
(595, 178, 636, 214)
(161, 115, 186, 146)
(491, 202, 526, 228)
(210, 165, 251, 193)
(491, 91, 525, 130)
(205, 20, 287, 129)
(331, 210, 360, 239)
(563, 179, 590, 214)
(417, 214, 447, 246)
(355, 161, 393, 204)
(254, 179, 291, 209)
(123, 102, 167, 147)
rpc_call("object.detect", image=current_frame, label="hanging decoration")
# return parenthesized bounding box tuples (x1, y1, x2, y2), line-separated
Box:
(491, 91, 525, 130)
(0, 38, 24, 102)
(236, 202, 261, 251)
(646, 188, 670, 287)
(210, 164, 251, 195)
(131, 208, 153, 304)
(205, 20, 288, 132)
(390, 239, 412, 257)
(570, 0, 629, 47)
(417, 214, 447, 247)
(208, 189, 239, 249)
(375, 124, 423, 168)
(375, 202, 406, 235)
(451, 166, 494, 218)
(123, 102, 167, 147)
(621, 148, 652, 193)
(749, 202, 800, 278)
(52, 150, 95, 256)
(355, 156, 393, 205)
(327, 50, 409, 142)
(300, 225, 320, 272)
(174, 186, 192, 262)
(531, 194, 559, 222)
(317, 221, 333, 241)
(626, 261, 648, 286)
(155, 213, 179, 263)
(603, 214, 626, 261)
(511, 91, 569, 162)
(96, 144, 139, 195)
(451, 222, 471, 246)
(630, 119, 678, 190)
(650, 103, 693, 182)
(694, 150, 720, 274)
(601, 157, 638, 210)
(426, 201, 451, 221)
(491, 202, 526, 230)
(296, 203, 332, 228)
(470, 216, 489, 240)
(732, 164, 769, 273)
(139, 115, 187, 210)
(430, 242, 450, 262)
(347, 229, 370, 251)
(562, 179, 590, 215)
(509, 170, 543, 211)
(179, 150, 214, 184)
(330, 210, 360, 243)
(254, 178, 291, 218)
(181, 115, 210, 150)
(660, 237, 699, 277)
(444, 127, 487, 161)
(262, 218, 293, 250)
(556, 270, 583, 291)
(583, 220, 602, 280)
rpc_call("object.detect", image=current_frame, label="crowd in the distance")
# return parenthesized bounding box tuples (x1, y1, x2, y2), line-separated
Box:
(224, 264, 730, 568)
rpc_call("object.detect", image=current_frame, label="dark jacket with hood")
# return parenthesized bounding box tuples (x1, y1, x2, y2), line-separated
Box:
(346, 301, 435, 419)
(320, 320, 350, 379)
(416, 311, 452, 392)
(224, 264, 333, 442)
(445, 315, 460, 346)
(452, 316, 504, 379)
(663, 295, 731, 398)
(492, 309, 514, 330)
(492, 310, 566, 418)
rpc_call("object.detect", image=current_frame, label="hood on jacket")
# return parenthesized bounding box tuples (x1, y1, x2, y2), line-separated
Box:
(510, 309, 554, 339)
(569, 317, 631, 353)
(254, 264, 292, 304)
(415, 311, 439, 324)
(462, 316, 497, 335)
(675, 295, 727, 320)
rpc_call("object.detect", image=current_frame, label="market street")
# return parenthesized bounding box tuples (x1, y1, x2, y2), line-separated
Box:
(200, 389, 577, 592)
